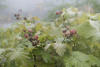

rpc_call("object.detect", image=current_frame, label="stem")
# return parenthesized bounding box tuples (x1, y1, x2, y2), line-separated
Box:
(33, 55, 37, 67)
(0, 64, 2, 67)
(72, 40, 77, 51)
(55, 61, 57, 67)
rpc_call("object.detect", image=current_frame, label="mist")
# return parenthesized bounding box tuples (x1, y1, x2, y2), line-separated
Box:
(0, 0, 47, 27)
(0, 0, 71, 27)
(1, 0, 47, 17)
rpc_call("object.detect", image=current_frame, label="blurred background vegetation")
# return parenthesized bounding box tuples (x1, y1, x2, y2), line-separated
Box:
(45, 0, 100, 21)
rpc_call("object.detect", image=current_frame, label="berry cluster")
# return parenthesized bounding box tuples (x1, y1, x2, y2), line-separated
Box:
(14, 13, 21, 20)
(14, 13, 28, 21)
(24, 29, 39, 46)
(62, 26, 77, 38)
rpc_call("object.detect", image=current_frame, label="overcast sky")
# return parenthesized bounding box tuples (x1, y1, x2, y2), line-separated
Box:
(0, 0, 71, 27)
(6, 0, 44, 12)
(0, 0, 71, 19)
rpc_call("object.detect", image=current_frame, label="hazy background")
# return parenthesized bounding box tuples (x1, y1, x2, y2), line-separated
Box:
(0, 0, 100, 27)
(0, 0, 48, 27)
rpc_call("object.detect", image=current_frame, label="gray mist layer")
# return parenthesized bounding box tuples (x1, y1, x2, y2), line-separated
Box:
(0, 0, 70, 27)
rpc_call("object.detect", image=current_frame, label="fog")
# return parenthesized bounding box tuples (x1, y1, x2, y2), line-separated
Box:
(0, 0, 46, 27)
(6, 0, 46, 13)
(1, 0, 47, 17)
(0, 0, 71, 27)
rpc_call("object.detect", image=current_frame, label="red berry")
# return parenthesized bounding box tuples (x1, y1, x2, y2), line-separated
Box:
(70, 29, 77, 35)
(23, 30, 26, 32)
(62, 30, 66, 33)
(56, 11, 62, 15)
(28, 29, 32, 33)
(56, 11, 60, 15)
(34, 35, 38, 40)
(24, 34, 29, 38)
(56, 12, 59, 15)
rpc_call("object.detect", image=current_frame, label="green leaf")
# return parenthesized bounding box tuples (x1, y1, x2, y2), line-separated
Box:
(64, 51, 100, 67)
(42, 52, 51, 63)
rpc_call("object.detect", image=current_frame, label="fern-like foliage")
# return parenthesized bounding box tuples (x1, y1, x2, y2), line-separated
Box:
(64, 51, 100, 67)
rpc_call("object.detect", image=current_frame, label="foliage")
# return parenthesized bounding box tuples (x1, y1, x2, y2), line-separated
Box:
(64, 51, 100, 67)
(0, 7, 100, 67)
